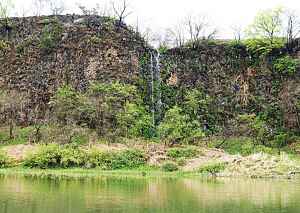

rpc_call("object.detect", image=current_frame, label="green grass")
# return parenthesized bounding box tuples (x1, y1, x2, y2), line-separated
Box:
(0, 168, 209, 179)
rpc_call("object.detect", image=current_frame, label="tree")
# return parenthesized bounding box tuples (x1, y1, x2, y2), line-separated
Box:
(183, 12, 219, 48)
(32, 0, 47, 16)
(116, 102, 153, 139)
(0, 0, 14, 30)
(231, 23, 243, 41)
(151, 28, 174, 48)
(110, 0, 132, 24)
(157, 106, 204, 145)
(244, 6, 286, 57)
(130, 15, 155, 44)
(48, 0, 67, 16)
(169, 21, 186, 47)
(28, 99, 51, 142)
(19, 5, 31, 18)
(0, 90, 29, 139)
(95, 1, 113, 17)
(285, 9, 300, 44)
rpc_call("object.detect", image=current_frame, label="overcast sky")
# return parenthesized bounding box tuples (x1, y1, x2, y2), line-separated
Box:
(12, 0, 300, 39)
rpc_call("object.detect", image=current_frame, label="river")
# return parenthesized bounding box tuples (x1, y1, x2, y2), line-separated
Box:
(0, 175, 299, 212)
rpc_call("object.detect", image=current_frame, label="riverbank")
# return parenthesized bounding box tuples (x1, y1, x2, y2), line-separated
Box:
(0, 168, 206, 179)
(0, 167, 299, 180)
(1, 141, 300, 179)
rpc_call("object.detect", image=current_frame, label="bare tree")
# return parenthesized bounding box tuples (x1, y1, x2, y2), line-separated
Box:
(20, 5, 32, 18)
(231, 23, 244, 41)
(95, 2, 113, 17)
(183, 12, 219, 48)
(28, 99, 52, 142)
(110, 0, 132, 24)
(286, 9, 300, 43)
(0, 90, 29, 139)
(48, 0, 67, 16)
(32, 0, 47, 16)
(157, 28, 174, 48)
(130, 15, 156, 44)
(169, 21, 186, 47)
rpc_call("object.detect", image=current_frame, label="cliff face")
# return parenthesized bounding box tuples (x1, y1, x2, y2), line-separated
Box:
(161, 41, 300, 105)
(156, 41, 300, 135)
(0, 15, 150, 100)
(1, 15, 300, 136)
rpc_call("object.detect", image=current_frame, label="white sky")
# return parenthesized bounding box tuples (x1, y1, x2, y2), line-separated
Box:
(11, 0, 300, 39)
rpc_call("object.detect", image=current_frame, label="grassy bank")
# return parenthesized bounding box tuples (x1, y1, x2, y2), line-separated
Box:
(0, 168, 208, 179)
(0, 166, 300, 180)
(1, 125, 300, 179)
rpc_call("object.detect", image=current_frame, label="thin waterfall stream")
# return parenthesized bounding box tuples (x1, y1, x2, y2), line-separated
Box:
(150, 53, 154, 127)
(150, 52, 162, 130)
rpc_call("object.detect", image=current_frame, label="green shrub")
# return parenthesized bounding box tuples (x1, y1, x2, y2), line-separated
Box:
(0, 150, 9, 168)
(40, 19, 49, 24)
(157, 106, 205, 144)
(273, 56, 299, 76)
(162, 162, 178, 172)
(107, 149, 146, 170)
(23, 144, 85, 169)
(84, 148, 109, 169)
(208, 40, 217, 45)
(166, 146, 203, 159)
(158, 45, 168, 53)
(51, 16, 58, 23)
(198, 162, 225, 173)
(91, 37, 100, 43)
(177, 157, 186, 166)
(229, 40, 243, 47)
(39, 35, 52, 53)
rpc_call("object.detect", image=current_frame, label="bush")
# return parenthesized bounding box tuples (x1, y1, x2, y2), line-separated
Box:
(158, 45, 168, 53)
(41, 19, 49, 24)
(23, 145, 148, 170)
(177, 158, 186, 166)
(162, 162, 178, 172)
(157, 106, 205, 144)
(208, 40, 216, 45)
(229, 40, 243, 47)
(166, 146, 203, 159)
(39, 35, 52, 53)
(273, 56, 299, 76)
(51, 17, 58, 23)
(0, 150, 9, 168)
(91, 37, 100, 43)
(198, 162, 225, 173)
(107, 149, 146, 170)
(23, 144, 85, 169)
(84, 148, 109, 169)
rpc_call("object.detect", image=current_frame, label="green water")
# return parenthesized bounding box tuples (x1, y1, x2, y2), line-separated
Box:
(0, 175, 299, 213)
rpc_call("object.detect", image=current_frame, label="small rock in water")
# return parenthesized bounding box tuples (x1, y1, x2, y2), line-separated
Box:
(142, 171, 146, 176)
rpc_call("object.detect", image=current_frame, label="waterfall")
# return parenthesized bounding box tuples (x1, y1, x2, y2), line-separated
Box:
(154, 53, 162, 117)
(150, 52, 162, 129)
(150, 53, 155, 127)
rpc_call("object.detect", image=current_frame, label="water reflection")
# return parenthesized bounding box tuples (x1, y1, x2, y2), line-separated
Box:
(0, 176, 299, 212)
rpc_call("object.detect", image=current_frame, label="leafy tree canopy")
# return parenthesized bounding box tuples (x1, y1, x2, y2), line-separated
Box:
(244, 6, 286, 57)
